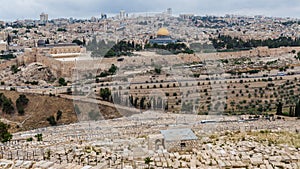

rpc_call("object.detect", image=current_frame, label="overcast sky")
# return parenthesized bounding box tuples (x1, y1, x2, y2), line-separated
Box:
(0, 0, 300, 21)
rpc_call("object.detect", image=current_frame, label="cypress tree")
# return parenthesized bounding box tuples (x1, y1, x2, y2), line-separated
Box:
(289, 106, 294, 117)
(276, 102, 283, 115)
(295, 100, 300, 117)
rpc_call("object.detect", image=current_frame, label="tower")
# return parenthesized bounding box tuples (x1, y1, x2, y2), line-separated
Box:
(167, 8, 172, 16)
(120, 10, 126, 19)
(101, 13, 107, 19)
(40, 12, 48, 22)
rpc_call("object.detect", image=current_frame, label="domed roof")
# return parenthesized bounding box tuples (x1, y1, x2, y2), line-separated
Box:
(157, 28, 170, 36)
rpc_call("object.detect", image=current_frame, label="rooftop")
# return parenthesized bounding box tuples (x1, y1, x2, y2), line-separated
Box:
(160, 128, 198, 141)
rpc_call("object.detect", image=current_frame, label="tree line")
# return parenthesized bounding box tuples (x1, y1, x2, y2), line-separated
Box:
(211, 35, 300, 51)
(99, 88, 169, 111)
(87, 38, 142, 58)
(276, 100, 300, 117)
(145, 43, 194, 55)
(87, 37, 193, 58)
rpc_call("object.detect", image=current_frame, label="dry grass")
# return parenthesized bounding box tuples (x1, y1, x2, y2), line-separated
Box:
(0, 90, 125, 133)
(0, 90, 78, 132)
(218, 130, 300, 148)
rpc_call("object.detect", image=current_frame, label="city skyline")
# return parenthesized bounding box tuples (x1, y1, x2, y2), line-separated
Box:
(0, 0, 300, 21)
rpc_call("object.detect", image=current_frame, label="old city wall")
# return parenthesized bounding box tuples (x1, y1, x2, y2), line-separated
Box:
(18, 50, 75, 77)
(7, 46, 300, 78)
(200, 46, 300, 60)
(179, 46, 300, 64)
(18, 50, 105, 78)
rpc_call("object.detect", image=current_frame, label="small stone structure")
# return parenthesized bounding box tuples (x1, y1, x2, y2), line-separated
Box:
(160, 128, 198, 152)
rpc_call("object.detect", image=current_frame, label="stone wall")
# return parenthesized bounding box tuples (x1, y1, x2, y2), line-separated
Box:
(19, 49, 106, 78)
(48, 46, 82, 54)
(202, 46, 300, 60)
(9, 46, 300, 79)
(165, 140, 199, 152)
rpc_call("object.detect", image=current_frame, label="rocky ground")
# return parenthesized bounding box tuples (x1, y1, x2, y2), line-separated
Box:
(0, 62, 56, 86)
(0, 112, 299, 169)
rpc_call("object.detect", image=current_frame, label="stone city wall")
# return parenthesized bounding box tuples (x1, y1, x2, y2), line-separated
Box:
(200, 46, 300, 60)
(5, 46, 300, 79)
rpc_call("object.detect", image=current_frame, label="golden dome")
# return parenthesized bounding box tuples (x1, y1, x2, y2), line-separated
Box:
(157, 28, 170, 36)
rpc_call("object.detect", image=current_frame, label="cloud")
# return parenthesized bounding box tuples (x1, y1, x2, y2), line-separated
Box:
(0, 0, 299, 21)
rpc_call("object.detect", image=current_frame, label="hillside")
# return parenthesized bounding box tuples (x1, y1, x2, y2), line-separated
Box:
(0, 90, 126, 133)
(0, 90, 78, 132)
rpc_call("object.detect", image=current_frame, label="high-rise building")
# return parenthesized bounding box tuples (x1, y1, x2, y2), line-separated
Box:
(40, 13, 48, 22)
(167, 8, 172, 16)
(0, 21, 4, 27)
(90, 16, 97, 22)
(120, 10, 126, 19)
(69, 17, 74, 23)
(101, 13, 107, 19)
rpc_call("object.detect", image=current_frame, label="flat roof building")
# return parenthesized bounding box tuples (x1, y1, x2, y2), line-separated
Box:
(40, 13, 48, 23)
(159, 128, 198, 152)
(160, 128, 198, 142)
(36, 42, 85, 59)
